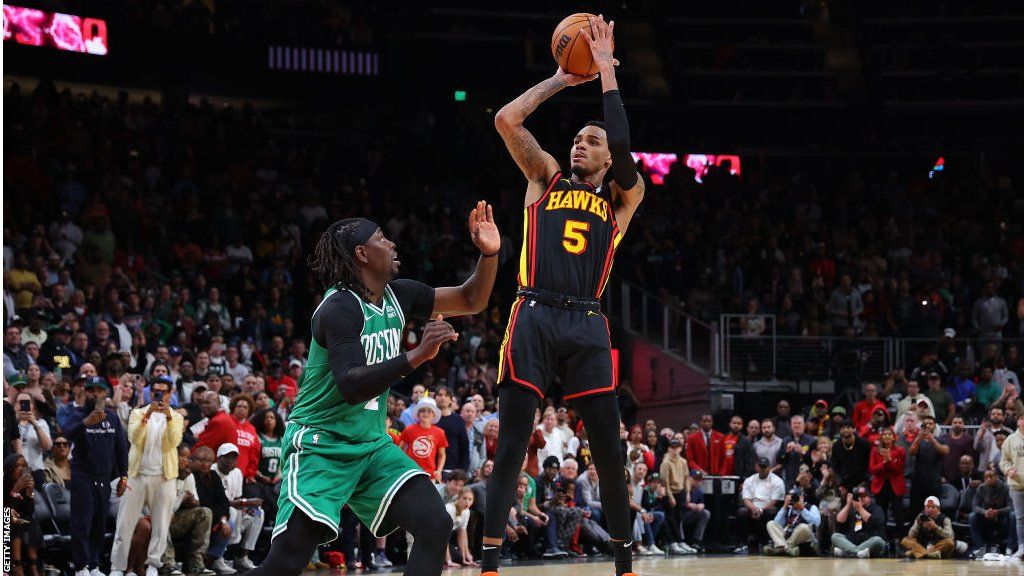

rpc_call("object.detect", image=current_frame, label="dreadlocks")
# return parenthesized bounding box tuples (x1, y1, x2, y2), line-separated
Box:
(309, 219, 372, 300)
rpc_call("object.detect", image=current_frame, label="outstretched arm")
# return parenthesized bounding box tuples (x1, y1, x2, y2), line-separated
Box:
(433, 202, 500, 317)
(583, 15, 644, 230)
(495, 70, 597, 205)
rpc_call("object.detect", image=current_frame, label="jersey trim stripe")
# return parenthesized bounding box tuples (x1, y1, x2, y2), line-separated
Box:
(498, 298, 544, 398)
(368, 467, 428, 537)
(385, 285, 405, 327)
(563, 315, 617, 400)
(595, 224, 621, 297)
(517, 209, 529, 286)
(283, 425, 340, 540)
(528, 203, 538, 286)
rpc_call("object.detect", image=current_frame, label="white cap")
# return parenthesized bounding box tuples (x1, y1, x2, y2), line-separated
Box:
(924, 495, 940, 507)
(942, 328, 956, 339)
(289, 359, 303, 369)
(413, 396, 442, 425)
(216, 443, 239, 458)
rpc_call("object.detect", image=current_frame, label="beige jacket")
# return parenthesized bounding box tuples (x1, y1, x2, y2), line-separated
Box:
(1000, 430, 1024, 491)
(660, 452, 690, 495)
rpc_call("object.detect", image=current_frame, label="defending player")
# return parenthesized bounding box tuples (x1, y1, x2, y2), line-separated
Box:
(481, 16, 644, 576)
(241, 202, 500, 576)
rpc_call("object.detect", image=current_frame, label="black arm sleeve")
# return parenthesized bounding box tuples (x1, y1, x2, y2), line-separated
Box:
(313, 291, 414, 405)
(388, 279, 436, 322)
(603, 89, 638, 190)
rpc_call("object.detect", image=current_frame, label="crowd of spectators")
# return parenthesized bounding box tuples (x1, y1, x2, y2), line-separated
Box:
(3, 58, 1024, 576)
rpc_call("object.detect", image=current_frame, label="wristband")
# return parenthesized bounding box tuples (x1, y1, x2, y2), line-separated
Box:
(481, 250, 499, 258)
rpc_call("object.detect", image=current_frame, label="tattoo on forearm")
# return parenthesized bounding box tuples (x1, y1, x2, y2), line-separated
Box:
(517, 77, 566, 118)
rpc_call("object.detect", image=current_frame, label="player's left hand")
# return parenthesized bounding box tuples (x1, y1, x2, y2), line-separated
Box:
(469, 201, 500, 256)
(582, 14, 617, 69)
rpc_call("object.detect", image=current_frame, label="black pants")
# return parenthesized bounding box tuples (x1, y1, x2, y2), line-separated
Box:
(238, 475, 451, 576)
(663, 492, 685, 543)
(340, 507, 377, 566)
(873, 482, 904, 528)
(69, 475, 110, 570)
(736, 506, 777, 545)
(484, 386, 632, 544)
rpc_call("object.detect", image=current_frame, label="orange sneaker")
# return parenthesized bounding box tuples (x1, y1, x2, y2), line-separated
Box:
(481, 572, 500, 576)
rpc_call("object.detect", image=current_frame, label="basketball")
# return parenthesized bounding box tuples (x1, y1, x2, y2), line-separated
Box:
(551, 13, 611, 76)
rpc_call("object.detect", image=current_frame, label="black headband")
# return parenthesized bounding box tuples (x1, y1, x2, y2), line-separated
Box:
(338, 218, 379, 256)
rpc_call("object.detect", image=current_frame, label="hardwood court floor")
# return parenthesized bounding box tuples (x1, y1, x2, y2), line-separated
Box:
(355, 556, 1024, 576)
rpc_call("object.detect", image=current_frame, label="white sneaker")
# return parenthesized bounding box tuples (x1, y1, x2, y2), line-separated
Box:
(680, 542, 698, 554)
(833, 547, 845, 558)
(856, 549, 871, 559)
(109, 571, 125, 576)
(1014, 546, 1024, 559)
(75, 570, 91, 576)
(648, 544, 665, 555)
(233, 557, 256, 571)
(637, 545, 654, 556)
(211, 559, 237, 575)
(146, 566, 160, 576)
(90, 569, 107, 576)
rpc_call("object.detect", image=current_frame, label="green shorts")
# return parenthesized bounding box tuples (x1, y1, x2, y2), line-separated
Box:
(272, 422, 427, 544)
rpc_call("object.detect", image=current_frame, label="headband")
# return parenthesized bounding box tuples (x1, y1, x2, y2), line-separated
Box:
(338, 218, 380, 257)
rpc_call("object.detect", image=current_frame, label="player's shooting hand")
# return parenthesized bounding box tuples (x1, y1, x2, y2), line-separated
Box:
(582, 15, 619, 69)
(469, 201, 501, 256)
(554, 67, 598, 87)
(412, 314, 458, 364)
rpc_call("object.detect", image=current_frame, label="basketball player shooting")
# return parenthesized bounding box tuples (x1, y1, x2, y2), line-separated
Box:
(240, 202, 500, 576)
(481, 15, 644, 576)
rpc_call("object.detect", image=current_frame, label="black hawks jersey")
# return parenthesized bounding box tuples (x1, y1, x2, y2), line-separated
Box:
(518, 172, 623, 298)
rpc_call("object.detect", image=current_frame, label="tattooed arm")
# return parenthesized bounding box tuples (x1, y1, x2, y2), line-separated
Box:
(494, 69, 597, 206)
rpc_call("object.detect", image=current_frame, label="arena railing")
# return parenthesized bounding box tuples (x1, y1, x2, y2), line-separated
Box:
(603, 277, 720, 375)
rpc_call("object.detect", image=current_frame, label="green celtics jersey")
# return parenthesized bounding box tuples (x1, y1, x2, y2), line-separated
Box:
(287, 281, 434, 444)
(258, 433, 283, 477)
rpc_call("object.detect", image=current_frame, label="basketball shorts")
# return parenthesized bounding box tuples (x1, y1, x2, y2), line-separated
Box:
(273, 423, 427, 544)
(497, 289, 616, 401)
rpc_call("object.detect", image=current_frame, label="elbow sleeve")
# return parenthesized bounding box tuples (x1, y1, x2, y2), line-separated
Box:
(602, 90, 638, 190)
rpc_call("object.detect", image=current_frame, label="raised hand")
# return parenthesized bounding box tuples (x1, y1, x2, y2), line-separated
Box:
(468, 201, 500, 256)
(412, 314, 458, 364)
(581, 15, 618, 69)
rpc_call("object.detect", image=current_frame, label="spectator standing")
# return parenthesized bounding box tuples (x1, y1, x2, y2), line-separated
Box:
(754, 419, 783, 470)
(831, 486, 886, 558)
(399, 397, 448, 481)
(923, 372, 955, 425)
(110, 377, 184, 576)
(435, 387, 470, 473)
(827, 274, 863, 335)
(773, 401, 793, 439)
(976, 407, 1011, 473)
(900, 496, 955, 559)
(536, 411, 571, 468)
(908, 416, 949, 515)
(194, 391, 237, 459)
(972, 281, 1008, 340)
(868, 427, 905, 527)
(999, 413, 1024, 559)
(685, 414, 724, 474)
(14, 391, 52, 487)
(227, 394, 261, 483)
(723, 414, 756, 481)
(940, 416, 974, 483)
(852, 383, 887, 431)
(778, 416, 816, 487)
(830, 422, 871, 489)
(250, 409, 283, 521)
(659, 438, 690, 553)
(462, 402, 487, 475)
(896, 380, 935, 421)
(63, 376, 129, 576)
(161, 445, 216, 576)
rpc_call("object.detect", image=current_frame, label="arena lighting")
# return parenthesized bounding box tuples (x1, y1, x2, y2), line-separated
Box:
(3, 4, 108, 55)
(630, 152, 742, 185)
(268, 45, 379, 76)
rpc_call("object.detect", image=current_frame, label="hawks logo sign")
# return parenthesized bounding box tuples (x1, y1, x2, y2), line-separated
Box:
(411, 436, 435, 459)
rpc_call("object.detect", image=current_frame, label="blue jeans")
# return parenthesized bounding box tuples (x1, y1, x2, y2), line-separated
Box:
(208, 520, 236, 559)
(643, 511, 665, 546)
(969, 511, 1017, 550)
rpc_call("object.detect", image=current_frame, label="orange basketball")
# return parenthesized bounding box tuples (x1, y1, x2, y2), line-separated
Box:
(551, 13, 611, 76)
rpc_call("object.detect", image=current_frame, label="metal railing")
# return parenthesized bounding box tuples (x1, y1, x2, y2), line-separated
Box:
(717, 315, 1024, 385)
(604, 277, 719, 374)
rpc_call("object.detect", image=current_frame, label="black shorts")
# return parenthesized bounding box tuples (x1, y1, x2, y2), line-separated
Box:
(497, 290, 615, 401)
